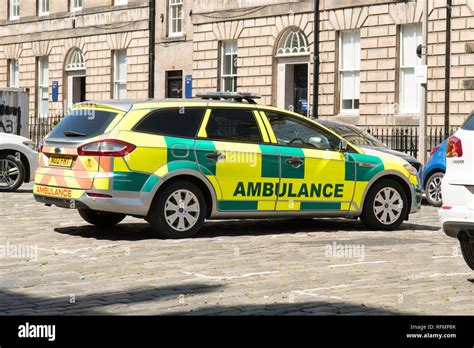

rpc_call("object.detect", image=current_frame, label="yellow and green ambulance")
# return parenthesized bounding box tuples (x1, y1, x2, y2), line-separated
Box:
(33, 93, 421, 238)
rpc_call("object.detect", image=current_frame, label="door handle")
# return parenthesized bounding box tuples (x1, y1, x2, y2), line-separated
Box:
(206, 151, 225, 162)
(286, 157, 304, 168)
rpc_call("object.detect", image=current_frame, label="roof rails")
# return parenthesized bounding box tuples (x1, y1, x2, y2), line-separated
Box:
(196, 92, 261, 104)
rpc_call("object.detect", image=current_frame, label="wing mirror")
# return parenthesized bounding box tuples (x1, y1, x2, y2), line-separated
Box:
(338, 138, 348, 152)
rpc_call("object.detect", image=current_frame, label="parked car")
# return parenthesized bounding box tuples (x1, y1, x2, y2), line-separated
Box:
(318, 120, 422, 174)
(422, 139, 447, 207)
(33, 93, 421, 238)
(0, 133, 38, 192)
(439, 113, 474, 270)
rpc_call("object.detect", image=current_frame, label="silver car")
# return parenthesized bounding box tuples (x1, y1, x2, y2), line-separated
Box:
(0, 133, 38, 192)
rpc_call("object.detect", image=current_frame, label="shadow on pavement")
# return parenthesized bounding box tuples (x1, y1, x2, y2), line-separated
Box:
(0, 285, 411, 315)
(54, 218, 440, 241)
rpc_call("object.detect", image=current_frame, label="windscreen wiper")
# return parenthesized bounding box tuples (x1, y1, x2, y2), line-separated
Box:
(63, 131, 86, 137)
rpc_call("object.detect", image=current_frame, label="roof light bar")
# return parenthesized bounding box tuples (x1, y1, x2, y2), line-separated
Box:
(196, 92, 261, 104)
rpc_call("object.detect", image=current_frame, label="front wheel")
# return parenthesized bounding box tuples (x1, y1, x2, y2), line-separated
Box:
(460, 241, 474, 270)
(78, 209, 126, 228)
(425, 172, 444, 207)
(360, 179, 409, 231)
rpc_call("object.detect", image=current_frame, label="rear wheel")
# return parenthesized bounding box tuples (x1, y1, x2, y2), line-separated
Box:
(0, 154, 25, 192)
(425, 172, 444, 207)
(460, 241, 474, 270)
(78, 209, 126, 228)
(360, 179, 409, 231)
(147, 181, 206, 239)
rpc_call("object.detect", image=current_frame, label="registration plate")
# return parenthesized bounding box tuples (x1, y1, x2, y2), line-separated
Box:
(48, 156, 73, 168)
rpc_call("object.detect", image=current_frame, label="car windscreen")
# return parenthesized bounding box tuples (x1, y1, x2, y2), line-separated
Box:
(47, 109, 119, 139)
(461, 114, 474, 131)
(322, 123, 385, 147)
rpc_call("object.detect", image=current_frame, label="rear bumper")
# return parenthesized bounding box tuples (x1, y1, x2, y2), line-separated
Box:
(439, 206, 474, 238)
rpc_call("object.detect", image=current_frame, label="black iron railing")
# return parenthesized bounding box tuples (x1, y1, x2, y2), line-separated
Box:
(28, 114, 64, 146)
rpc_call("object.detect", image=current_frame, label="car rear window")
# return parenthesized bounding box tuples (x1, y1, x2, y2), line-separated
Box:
(48, 109, 119, 139)
(134, 108, 205, 138)
(461, 114, 474, 131)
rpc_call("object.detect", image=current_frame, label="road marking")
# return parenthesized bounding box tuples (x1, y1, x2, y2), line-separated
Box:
(432, 255, 462, 259)
(182, 271, 279, 281)
(291, 291, 343, 300)
(405, 272, 472, 280)
(328, 261, 388, 268)
(36, 244, 119, 261)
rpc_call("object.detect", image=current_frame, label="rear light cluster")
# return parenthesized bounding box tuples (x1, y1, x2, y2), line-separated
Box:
(446, 136, 463, 158)
(77, 140, 136, 157)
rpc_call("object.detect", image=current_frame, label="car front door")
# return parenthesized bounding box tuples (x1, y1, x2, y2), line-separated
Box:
(260, 110, 356, 214)
(195, 107, 279, 213)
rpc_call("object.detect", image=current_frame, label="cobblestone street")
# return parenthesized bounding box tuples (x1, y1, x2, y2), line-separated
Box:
(0, 184, 473, 315)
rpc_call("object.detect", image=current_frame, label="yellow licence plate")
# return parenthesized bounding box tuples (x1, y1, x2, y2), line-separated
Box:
(48, 156, 73, 167)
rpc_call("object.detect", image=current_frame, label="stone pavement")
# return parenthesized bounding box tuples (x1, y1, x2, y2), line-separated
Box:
(0, 184, 473, 315)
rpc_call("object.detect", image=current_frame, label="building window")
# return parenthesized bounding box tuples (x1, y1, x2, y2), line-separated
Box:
(9, 0, 20, 19)
(37, 57, 49, 116)
(114, 0, 127, 5)
(169, 0, 183, 37)
(220, 41, 238, 92)
(166, 70, 183, 98)
(339, 31, 360, 114)
(70, 0, 83, 11)
(8, 59, 20, 88)
(113, 50, 127, 100)
(400, 24, 422, 114)
(38, 0, 49, 15)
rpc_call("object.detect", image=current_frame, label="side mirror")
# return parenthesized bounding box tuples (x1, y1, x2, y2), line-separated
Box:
(338, 138, 348, 152)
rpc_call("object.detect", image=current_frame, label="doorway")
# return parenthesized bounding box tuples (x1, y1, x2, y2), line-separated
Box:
(68, 75, 86, 107)
(166, 70, 183, 98)
(277, 61, 309, 116)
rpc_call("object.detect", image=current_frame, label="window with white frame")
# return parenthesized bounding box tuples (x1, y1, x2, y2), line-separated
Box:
(220, 41, 238, 92)
(113, 50, 127, 100)
(37, 57, 49, 115)
(9, 0, 20, 19)
(70, 0, 83, 11)
(400, 24, 422, 114)
(339, 31, 360, 114)
(8, 59, 20, 88)
(169, 0, 183, 37)
(38, 0, 49, 15)
(114, 0, 127, 5)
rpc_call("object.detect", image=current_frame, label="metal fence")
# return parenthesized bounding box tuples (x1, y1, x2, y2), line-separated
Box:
(360, 125, 459, 158)
(28, 114, 64, 146)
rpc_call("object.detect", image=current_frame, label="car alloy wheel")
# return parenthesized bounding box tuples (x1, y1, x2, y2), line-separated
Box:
(427, 176, 442, 205)
(0, 158, 21, 190)
(164, 189, 201, 232)
(373, 187, 404, 225)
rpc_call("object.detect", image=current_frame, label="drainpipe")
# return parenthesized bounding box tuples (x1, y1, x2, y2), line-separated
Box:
(148, 0, 156, 99)
(444, 0, 452, 138)
(312, 0, 320, 119)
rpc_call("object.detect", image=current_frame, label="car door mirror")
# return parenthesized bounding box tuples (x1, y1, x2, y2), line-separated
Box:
(338, 138, 348, 152)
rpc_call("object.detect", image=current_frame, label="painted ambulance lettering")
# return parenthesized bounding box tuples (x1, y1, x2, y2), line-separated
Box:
(233, 182, 344, 198)
(35, 186, 72, 198)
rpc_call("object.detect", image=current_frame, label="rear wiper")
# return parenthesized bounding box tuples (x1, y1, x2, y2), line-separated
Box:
(63, 131, 86, 137)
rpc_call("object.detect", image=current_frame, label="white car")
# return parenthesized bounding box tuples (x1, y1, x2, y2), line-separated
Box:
(0, 133, 38, 192)
(439, 113, 474, 270)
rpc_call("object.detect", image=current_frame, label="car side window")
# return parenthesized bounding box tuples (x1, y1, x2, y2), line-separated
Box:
(134, 108, 205, 138)
(205, 108, 263, 143)
(265, 112, 339, 150)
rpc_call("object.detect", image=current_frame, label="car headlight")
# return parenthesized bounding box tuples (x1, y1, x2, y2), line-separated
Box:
(404, 163, 418, 176)
(22, 140, 37, 152)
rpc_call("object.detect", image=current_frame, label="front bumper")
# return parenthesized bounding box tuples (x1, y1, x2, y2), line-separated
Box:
(439, 206, 474, 239)
(411, 187, 423, 214)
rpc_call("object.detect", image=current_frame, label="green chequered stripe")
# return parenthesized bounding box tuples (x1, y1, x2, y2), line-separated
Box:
(275, 146, 305, 179)
(165, 136, 196, 163)
(218, 200, 258, 211)
(113, 172, 150, 191)
(345, 153, 384, 182)
(300, 201, 342, 210)
(195, 139, 217, 176)
(260, 144, 280, 178)
(142, 175, 160, 192)
(345, 153, 357, 181)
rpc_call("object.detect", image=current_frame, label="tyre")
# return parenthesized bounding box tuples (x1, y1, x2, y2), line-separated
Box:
(425, 172, 444, 207)
(460, 241, 474, 270)
(78, 209, 126, 228)
(360, 179, 409, 231)
(0, 154, 25, 192)
(147, 181, 206, 239)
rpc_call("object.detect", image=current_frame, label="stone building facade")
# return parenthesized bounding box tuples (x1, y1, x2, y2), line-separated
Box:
(0, 0, 150, 116)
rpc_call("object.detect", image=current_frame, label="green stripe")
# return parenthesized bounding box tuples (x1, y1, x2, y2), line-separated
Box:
(113, 172, 150, 191)
(218, 200, 258, 211)
(142, 175, 160, 192)
(345, 153, 357, 181)
(260, 145, 279, 178)
(349, 153, 384, 182)
(275, 146, 305, 179)
(167, 160, 200, 172)
(300, 201, 342, 210)
(195, 139, 217, 176)
(165, 136, 196, 163)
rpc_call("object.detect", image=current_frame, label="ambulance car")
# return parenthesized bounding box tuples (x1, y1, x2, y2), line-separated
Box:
(33, 93, 421, 238)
